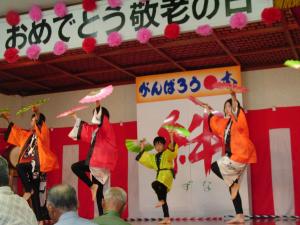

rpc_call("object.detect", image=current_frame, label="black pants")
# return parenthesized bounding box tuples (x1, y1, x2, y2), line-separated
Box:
(16, 163, 50, 221)
(211, 161, 243, 214)
(71, 160, 104, 215)
(152, 181, 169, 218)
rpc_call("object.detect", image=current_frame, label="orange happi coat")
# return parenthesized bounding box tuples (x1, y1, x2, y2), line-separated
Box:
(6, 122, 58, 172)
(208, 107, 257, 164)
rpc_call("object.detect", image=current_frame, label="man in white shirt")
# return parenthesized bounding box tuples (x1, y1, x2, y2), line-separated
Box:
(0, 156, 38, 225)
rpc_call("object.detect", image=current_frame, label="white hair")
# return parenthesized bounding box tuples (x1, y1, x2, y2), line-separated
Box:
(104, 187, 127, 206)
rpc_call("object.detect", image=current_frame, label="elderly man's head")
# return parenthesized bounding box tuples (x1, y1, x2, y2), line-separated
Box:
(47, 184, 78, 223)
(0, 156, 9, 187)
(102, 187, 127, 214)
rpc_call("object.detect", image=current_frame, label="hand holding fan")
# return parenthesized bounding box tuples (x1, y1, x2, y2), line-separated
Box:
(212, 82, 248, 93)
(163, 125, 190, 138)
(57, 105, 89, 118)
(188, 96, 213, 110)
(125, 139, 154, 153)
(16, 98, 49, 116)
(79, 85, 113, 104)
(0, 109, 10, 120)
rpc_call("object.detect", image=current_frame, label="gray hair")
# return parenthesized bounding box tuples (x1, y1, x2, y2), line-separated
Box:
(0, 156, 9, 187)
(104, 187, 127, 206)
(47, 184, 77, 211)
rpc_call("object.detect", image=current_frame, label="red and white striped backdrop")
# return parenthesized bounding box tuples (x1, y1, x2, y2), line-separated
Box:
(1, 106, 300, 218)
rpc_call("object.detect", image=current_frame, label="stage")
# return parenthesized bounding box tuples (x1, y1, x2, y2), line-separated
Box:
(130, 220, 300, 225)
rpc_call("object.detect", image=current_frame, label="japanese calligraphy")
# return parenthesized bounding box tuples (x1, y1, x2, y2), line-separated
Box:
(28, 19, 52, 45)
(78, 11, 100, 38)
(161, 0, 190, 24)
(5, 25, 28, 49)
(192, 0, 220, 20)
(130, 1, 160, 31)
(139, 82, 151, 97)
(103, 7, 125, 34)
(225, 0, 252, 16)
(220, 71, 238, 84)
(53, 13, 76, 42)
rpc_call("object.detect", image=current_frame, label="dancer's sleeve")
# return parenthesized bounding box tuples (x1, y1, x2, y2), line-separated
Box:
(34, 122, 49, 142)
(4, 122, 30, 147)
(68, 118, 96, 143)
(230, 108, 250, 136)
(208, 114, 227, 137)
(166, 144, 178, 159)
(135, 151, 157, 170)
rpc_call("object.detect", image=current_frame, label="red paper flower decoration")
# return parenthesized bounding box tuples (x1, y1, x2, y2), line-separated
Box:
(164, 23, 180, 39)
(261, 7, 282, 25)
(82, 37, 96, 53)
(6, 11, 20, 26)
(4, 48, 19, 63)
(82, 0, 97, 12)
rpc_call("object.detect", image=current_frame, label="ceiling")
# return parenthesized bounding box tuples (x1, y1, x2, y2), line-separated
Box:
(0, 9, 299, 96)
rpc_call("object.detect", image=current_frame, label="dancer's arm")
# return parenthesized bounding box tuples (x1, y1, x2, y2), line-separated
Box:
(136, 140, 157, 170)
(1, 113, 30, 147)
(168, 130, 176, 152)
(70, 113, 96, 143)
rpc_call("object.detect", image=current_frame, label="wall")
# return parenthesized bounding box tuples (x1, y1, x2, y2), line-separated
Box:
(242, 67, 300, 110)
(0, 84, 136, 128)
(1, 67, 299, 129)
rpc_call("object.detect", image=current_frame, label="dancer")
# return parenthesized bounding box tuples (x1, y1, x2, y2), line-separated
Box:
(202, 90, 256, 224)
(1, 106, 58, 224)
(69, 100, 118, 216)
(136, 131, 177, 224)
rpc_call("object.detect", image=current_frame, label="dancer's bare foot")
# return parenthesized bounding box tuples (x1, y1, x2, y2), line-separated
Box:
(226, 214, 245, 224)
(158, 218, 171, 224)
(155, 200, 165, 208)
(23, 191, 33, 201)
(230, 183, 240, 200)
(91, 184, 98, 201)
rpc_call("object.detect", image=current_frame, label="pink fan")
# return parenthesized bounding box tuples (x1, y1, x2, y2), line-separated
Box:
(212, 82, 248, 93)
(56, 105, 88, 118)
(188, 96, 213, 110)
(79, 85, 113, 104)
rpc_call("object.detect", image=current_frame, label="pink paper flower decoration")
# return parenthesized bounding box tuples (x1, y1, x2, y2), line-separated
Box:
(196, 24, 213, 36)
(53, 41, 68, 55)
(107, 0, 123, 8)
(137, 28, 152, 44)
(26, 44, 41, 60)
(107, 32, 122, 47)
(29, 5, 43, 22)
(54, 2, 68, 18)
(230, 12, 248, 30)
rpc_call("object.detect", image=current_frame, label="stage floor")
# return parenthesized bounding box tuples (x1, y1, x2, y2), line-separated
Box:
(131, 220, 299, 225)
